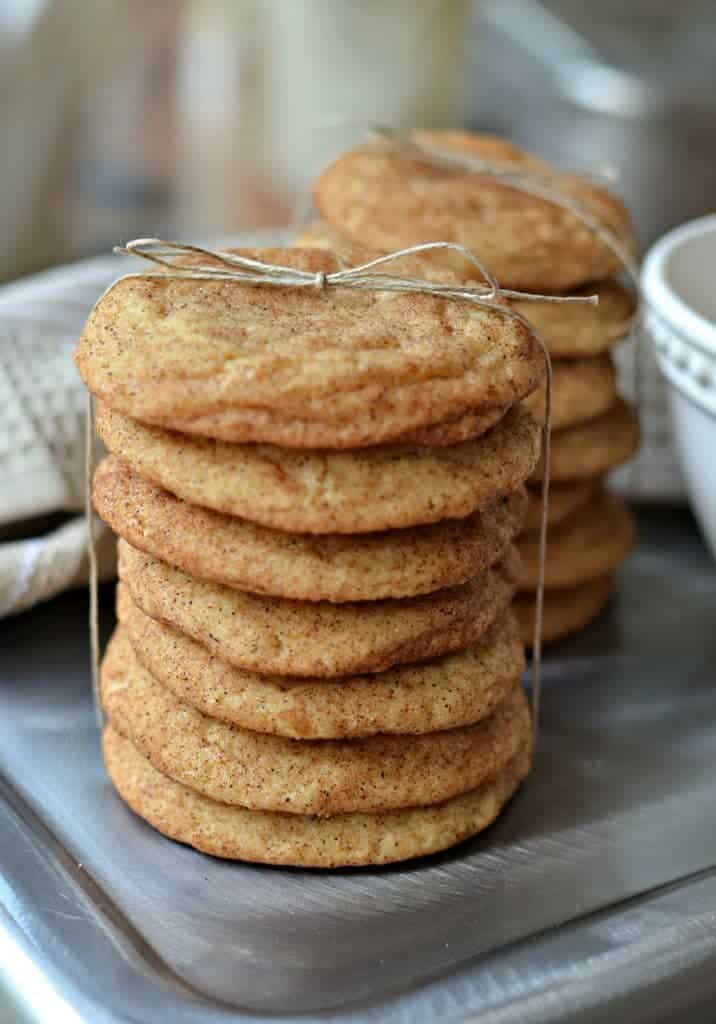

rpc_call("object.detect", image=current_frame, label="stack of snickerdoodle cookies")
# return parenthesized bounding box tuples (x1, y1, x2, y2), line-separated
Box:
(302, 131, 641, 645)
(75, 245, 545, 867)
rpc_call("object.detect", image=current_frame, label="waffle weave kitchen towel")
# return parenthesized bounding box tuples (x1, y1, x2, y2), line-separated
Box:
(0, 257, 120, 617)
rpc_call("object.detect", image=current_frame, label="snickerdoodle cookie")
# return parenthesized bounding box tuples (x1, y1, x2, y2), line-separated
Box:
(531, 398, 639, 483)
(523, 479, 597, 531)
(515, 575, 613, 647)
(118, 540, 519, 678)
(515, 280, 636, 357)
(313, 133, 635, 291)
(517, 492, 635, 590)
(524, 355, 616, 429)
(97, 402, 541, 534)
(95, 457, 526, 602)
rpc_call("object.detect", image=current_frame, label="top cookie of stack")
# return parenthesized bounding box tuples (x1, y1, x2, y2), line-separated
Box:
(303, 131, 641, 644)
(309, 132, 635, 292)
(75, 245, 543, 868)
(76, 246, 542, 450)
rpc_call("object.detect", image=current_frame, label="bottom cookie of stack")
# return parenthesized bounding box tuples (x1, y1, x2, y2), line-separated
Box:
(104, 727, 531, 868)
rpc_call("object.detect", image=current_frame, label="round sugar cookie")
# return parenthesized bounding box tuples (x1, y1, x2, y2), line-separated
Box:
(515, 575, 613, 647)
(524, 479, 598, 531)
(118, 540, 519, 678)
(96, 403, 541, 534)
(524, 355, 617, 429)
(101, 630, 531, 816)
(118, 587, 524, 739)
(313, 133, 635, 292)
(517, 492, 635, 590)
(95, 457, 526, 602)
(103, 727, 532, 867)
(531, 398, 640, 483)
(74, 246, 544, 449)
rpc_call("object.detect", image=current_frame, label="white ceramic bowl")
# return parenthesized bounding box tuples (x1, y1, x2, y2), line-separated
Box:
(643, 214, 716, 561)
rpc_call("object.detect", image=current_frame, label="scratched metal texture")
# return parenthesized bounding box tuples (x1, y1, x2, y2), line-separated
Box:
(1, 510, 715, 1022)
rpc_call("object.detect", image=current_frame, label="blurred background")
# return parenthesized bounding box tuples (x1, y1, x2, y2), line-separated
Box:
(2, 0, 715, 284)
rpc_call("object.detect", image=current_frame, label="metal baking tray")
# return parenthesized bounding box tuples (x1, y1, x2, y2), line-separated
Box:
(1, 509, 716, 1023)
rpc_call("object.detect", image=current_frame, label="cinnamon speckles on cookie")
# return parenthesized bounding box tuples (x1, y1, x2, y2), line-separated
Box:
(75, 246, 544, 448)
(94, 456, 526, 602)
(101, 629, 531, 816)
(104, 726, 532, 868)
(96, 402, 541, 534)
(117, 539, 519, 678)
(118, 586, 525, 739)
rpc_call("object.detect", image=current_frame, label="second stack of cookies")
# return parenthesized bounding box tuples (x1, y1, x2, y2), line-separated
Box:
(515, 289, 640, 644)
(76, 245, 545, 868)
(304, 130, 641, 645)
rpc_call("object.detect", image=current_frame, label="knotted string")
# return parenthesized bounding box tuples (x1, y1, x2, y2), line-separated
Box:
(85, 238, 597, 742)
(110, 238, 597, 307)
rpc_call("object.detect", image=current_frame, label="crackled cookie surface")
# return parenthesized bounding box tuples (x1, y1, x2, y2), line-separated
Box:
(95, 457, 526, 602)
(118, 540, 520, 678)
(97, 403, 541, 534)
(75, 246, 543, 448)
(102, 630, 530, 815)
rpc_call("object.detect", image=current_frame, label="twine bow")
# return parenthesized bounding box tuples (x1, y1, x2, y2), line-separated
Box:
(86, 238, 600, 743)
(112, 237, 599, 309)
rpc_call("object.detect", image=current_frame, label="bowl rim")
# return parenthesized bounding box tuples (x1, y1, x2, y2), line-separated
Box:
(642, 213, 716, 357)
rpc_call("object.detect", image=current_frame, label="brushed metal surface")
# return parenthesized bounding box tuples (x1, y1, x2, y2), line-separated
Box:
(1, 510, 715, 1021)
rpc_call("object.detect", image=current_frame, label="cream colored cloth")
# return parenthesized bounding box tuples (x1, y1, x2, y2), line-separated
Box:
(0, 256, 122, 617)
